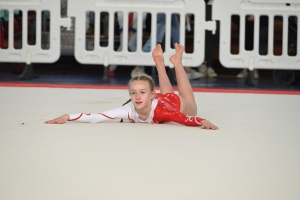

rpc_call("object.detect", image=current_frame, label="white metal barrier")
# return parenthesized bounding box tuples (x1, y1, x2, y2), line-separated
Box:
(213, 0, 300, 70)
(2, 0, 298, 73)
(0, 0, 71, 64)
(67, 0, 214, 67)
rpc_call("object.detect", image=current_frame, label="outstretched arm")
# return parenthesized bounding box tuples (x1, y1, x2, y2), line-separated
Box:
(171, 112, 218, 130)
(44, 113, 109, 124)
(44, 105, 131, 124)
(154, 106, 218, 130)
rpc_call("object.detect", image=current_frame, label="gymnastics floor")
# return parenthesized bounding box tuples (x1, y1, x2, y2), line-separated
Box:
(0, 85, 299, 200)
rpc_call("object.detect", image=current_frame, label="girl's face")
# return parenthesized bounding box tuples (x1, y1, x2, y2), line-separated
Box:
(129, 80, 155, 110)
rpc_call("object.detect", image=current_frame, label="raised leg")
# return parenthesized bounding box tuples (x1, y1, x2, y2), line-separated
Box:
(152, 44, 174, 94)
(169, 43, 197, 115)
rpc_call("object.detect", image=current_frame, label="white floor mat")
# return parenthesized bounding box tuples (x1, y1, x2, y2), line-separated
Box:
(1, 87, 299, 200)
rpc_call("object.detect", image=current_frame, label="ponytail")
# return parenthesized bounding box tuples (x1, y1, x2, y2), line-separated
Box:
(120, 98, 131, 122)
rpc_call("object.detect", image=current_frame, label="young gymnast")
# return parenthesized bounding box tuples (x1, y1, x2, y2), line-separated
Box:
(45, 43, 218, 130)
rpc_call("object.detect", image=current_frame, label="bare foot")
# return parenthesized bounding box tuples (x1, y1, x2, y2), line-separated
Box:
(169, 43, 184, 66)
(152, 44, 164, 64)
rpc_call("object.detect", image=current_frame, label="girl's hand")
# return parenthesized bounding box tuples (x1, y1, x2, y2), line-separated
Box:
(44, 114, 70, 124)
(200, 119, 218, 130)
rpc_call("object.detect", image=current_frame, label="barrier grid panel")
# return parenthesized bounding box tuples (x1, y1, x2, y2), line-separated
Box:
(68, 0, 212, 67)
(0, 0, 71, 64)
(213, 0, 300, 70)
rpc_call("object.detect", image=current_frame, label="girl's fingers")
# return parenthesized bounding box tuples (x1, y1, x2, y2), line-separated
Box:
(200, 122, 218, 130)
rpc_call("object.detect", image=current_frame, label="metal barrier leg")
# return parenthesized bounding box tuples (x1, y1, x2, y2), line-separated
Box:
(102, 66, 109, 83)
(18, 64, 39, 80)
(245, 69, 255, 86)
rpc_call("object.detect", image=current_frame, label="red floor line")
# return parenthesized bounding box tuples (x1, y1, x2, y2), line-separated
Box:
(1, 82, 300, 95)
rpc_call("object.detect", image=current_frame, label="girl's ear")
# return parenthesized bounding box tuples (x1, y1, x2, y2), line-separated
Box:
(151, 90, 156, 98)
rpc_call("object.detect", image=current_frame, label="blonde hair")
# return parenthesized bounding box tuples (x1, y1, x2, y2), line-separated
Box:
(120, 75, 155, 122)
(127, 75, 155, 91)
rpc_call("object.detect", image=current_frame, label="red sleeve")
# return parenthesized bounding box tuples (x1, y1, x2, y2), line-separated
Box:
(153, 102, 204, 126)
(169, 111, 204, 126)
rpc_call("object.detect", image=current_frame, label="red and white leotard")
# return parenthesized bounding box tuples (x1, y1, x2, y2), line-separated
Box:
(68, 93, 204, 126)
